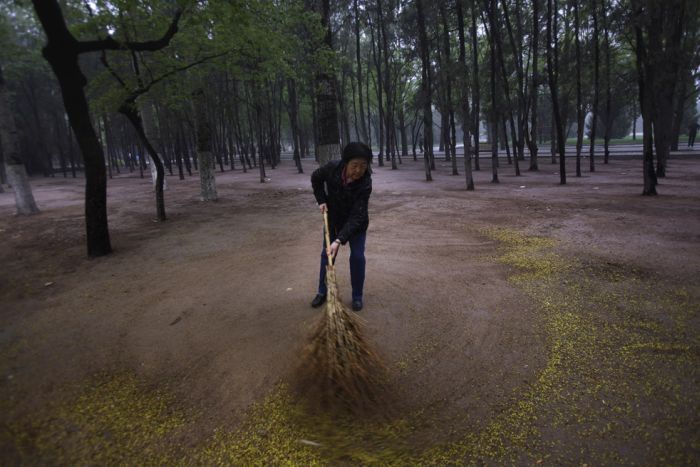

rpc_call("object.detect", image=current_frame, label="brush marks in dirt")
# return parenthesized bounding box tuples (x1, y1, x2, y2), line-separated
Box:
(1, 159, 699, 463)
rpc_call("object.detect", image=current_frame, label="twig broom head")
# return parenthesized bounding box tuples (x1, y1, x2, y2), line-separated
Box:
(299, 263, 386, 413)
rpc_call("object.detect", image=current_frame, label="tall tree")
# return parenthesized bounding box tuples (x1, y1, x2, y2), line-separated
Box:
(315, 0, 341, 165)
(633, 0, 689, 192)
(589, 0, 600, 172)
(471, 0, 481, 171)
(573, 0, 584, 177)
(486, 0, 500, 183)
(31, 0, 182, 256)
(353, 0, 369, 143)
(602, 0, 612, 164)
(650, 0, 685, 177)
(528, 0, 541, 171)
(439, 2, 458, 176)
(457, 0, 474, 190)
(377, 0, 397, 169)
(416, 0, 433, 181)
(633, 2, 656, 195)
(193, 88, 218, 199)
(546, 0, 566, 184)
(0, 64, 39, 215)
(489, 0, 520, 176)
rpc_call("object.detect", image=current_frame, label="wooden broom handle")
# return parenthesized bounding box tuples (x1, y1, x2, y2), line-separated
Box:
(323, 210, 334, 267)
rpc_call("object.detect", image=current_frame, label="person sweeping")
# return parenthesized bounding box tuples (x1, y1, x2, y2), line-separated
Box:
(310, 142, 373, 312)
(302, 141, 383, 411)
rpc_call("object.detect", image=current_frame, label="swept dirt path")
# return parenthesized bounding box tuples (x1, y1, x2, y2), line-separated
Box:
(1, 157, 698, 463)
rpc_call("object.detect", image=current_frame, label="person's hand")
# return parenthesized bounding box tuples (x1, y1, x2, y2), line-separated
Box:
(319, 203, 327, 213)
(327, 239, 340, 259)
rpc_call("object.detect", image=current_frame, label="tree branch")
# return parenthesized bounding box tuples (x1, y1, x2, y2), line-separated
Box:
(130, 50, 231, 100)
(100, 50, 128, 89)
(77, 10, 183, 54)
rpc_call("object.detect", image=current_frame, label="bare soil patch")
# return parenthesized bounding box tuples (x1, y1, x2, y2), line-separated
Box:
(1, 156, 698, 463)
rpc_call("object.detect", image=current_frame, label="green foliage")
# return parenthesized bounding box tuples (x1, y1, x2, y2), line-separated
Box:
(73, 0, 325, 117)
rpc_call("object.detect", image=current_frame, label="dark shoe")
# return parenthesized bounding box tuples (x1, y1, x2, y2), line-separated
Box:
(311, 294, 326, 308)
(352, 299, 363, 312)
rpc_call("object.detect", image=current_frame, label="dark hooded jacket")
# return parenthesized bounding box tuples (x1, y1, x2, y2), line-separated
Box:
(311, 159, 372, 244)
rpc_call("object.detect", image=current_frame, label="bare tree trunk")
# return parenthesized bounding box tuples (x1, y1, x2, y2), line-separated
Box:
(487, 0, 500, 183)
(634, 10, 657, 195)
(457, 0, 474, 190)
(589, 0, 600, 172)
(602, 0, 612, 164)
(502, 0, 527, 164)
(378, 0, 397, 169)
(528, 0, 540, 171)
(354, 0, 369, 143)
(315, 0, 342, 165)
(140, 101, 168, 194)
(120, 103, 167, 220)
(287, 78, 304, 173)
(471, 0, 481, 171)
(440, 3, 458, 175)
(338, 68, 352, 147)
(399, 104, 409, 159)
(31, 0, 111, 256)
(369, 14, 384, 166)
(546, 0, 566, 184)
(1, 67, 40, 214)
(574, 0, 583, 177)
(671, 68, 690, 151)
(417, 0, 433, 181)
(489, 2, 520, 176)
(193, 88, 218, 200)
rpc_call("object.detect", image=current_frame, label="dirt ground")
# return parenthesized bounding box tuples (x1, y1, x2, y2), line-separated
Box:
(1, 155, 699, 464)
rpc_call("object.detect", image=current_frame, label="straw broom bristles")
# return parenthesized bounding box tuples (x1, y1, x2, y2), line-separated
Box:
(299, 213, 386, 412)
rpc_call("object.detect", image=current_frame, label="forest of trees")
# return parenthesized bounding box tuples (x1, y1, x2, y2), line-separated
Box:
(0, 0, 699, 256)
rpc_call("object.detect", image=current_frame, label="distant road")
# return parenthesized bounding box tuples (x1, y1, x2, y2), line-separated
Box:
(279, 143, 700, 161)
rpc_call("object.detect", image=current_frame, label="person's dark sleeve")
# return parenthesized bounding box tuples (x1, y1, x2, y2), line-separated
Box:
(311, 162, 331, 205)
(336, 179, 372, 244)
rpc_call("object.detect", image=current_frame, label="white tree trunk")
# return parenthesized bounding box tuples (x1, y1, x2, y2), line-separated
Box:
(193, 88, 217, 201)
(148, 154, 166, 192)
(5, 163, 39, 215)
(316, 143, 341, 165)
(140, 101, 167, 192)
(0, 65, 39, 214)
(198, 150, 217, 201)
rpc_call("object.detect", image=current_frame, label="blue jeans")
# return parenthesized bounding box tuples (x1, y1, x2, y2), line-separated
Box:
(318, 232, 366, 301)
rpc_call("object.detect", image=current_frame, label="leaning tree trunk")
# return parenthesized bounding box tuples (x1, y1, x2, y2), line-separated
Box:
(0, 65, 39, 214)
(120, 102, 167, 220)
(140, 101, 168, 195)
(315, 0, 342, 165)
(31, 0, 111, 256)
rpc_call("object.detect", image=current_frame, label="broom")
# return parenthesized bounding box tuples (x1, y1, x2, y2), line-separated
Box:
(299, 210, 385, 412)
